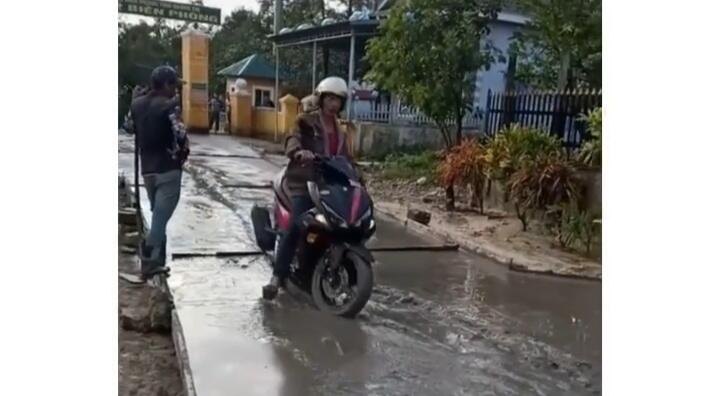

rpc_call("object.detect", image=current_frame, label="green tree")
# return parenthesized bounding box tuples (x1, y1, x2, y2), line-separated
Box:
(366, 0, 500, 209)
(511, 0, 601, 90)
(210, 8, 273, 94)
(118, 19, 182, 125)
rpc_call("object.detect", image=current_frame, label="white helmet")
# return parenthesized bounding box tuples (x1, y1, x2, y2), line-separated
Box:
(315, 76, 348, 99)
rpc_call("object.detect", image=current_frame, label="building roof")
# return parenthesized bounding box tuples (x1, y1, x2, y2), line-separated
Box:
(268, 1, 526, 49)
(268, 19, 378, 48)
(217, 54, 285, 80)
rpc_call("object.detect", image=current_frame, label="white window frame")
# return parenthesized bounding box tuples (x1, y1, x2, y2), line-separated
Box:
(253, 85, 275, 109)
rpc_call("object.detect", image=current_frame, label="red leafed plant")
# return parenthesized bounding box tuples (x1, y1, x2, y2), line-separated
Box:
(437, 138, 489, 213)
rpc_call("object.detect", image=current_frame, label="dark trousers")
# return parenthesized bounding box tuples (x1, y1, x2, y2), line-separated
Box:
(210, 112, 220, 132)
(273, 195, 314, 278)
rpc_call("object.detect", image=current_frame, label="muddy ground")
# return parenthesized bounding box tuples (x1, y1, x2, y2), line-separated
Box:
(118, 186, 183, 396)
(364, 174, 602, 280)
(118, 134, 601, 396)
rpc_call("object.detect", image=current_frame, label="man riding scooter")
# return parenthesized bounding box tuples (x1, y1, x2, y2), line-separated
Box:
(263, 76, 355, 299)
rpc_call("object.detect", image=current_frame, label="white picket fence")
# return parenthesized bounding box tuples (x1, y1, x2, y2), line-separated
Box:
(353, 101, 483, 129)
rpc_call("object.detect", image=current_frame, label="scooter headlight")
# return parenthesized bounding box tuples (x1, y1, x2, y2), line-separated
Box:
(354, 207, 373, 227)
(362, 218, 377, 239)
(314, 213, 329, 226)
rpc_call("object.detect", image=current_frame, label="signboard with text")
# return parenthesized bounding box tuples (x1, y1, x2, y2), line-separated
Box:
(119, 0, 221, 25)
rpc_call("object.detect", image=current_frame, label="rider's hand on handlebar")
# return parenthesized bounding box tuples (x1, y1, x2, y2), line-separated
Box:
(295, 149, 315, 162)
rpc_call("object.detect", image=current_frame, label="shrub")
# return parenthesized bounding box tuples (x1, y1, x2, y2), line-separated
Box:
(508, 152, 578, 231)
(437, 139, 489, 213)
(485, 124, 565, 206)
(553, 202, 601, 255)
(579, 107, 602, 167)
(485, 124, 564, 183)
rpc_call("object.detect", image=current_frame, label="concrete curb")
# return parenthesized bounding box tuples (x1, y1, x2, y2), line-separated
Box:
(121, 174, 198, 396)
(172, 310, 197, 396)
(374, 202, 602, 281)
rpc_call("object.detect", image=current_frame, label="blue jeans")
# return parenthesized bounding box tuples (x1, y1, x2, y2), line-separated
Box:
(143, 170, 182, 256)
(273, 195, 314, 278)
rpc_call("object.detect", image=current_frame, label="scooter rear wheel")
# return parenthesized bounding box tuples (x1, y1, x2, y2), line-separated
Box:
(251, 205, 276, 252)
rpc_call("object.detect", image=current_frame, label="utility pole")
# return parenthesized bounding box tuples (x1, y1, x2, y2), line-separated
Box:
(273, 0, 282, 35)
(320, 0, 329, 78)
(273, 0, 282, 142)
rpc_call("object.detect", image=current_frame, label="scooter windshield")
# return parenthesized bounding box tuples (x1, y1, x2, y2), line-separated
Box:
(319, 157, 358, 186)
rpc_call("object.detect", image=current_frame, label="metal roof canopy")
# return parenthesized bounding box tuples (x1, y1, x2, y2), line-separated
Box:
(267, 19, 381, 141)
(268, 19, 380, 49)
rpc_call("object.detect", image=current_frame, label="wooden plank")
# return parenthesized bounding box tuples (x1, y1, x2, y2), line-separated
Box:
(371, 244, 459, 252)
(172, 251, 265, 259)
(172, 243, 461, 259)
(221, 183, 272, 189)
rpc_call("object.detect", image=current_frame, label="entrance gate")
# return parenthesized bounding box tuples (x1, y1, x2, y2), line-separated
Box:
(119, 0, 221, 133)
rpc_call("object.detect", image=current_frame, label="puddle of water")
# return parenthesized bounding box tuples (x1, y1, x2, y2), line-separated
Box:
(373, 218, 601, 371)
(171, 254, 590, 396)
(178, 305, 295, 396)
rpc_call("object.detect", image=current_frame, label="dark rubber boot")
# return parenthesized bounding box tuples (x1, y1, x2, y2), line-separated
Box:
(262, 275, 283, 300)
(139, 240, 169, 280)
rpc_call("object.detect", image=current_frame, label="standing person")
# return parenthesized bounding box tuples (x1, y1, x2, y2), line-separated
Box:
(263, 77, 354, 299)
(130, 66, 190, 278)
(209, 94, 221, 133)
(121, 84, 148, 134)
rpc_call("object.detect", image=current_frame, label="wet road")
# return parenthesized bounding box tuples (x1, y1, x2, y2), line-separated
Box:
(119, 134, 601, 395)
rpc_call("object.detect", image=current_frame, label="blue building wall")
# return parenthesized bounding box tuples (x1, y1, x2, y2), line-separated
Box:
(473, 15, 528, 112)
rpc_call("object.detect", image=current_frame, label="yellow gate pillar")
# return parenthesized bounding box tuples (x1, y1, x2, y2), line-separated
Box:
(229, 79, 253, 136)
(181, 28, 210, 134)
(279, 94, 300, 137)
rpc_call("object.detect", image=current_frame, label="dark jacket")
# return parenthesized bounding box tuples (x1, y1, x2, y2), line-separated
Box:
(131, 94, 186, 175)
(284, 110, 351, 196)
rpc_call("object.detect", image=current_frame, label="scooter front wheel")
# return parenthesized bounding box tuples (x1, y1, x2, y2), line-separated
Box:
(311, 250, 373, 318)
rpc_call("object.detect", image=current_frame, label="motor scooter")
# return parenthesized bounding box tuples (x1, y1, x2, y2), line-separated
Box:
(251, 156, 376, 317)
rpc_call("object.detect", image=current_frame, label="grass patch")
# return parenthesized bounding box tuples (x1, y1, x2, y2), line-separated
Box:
(377, 151, 439, 181)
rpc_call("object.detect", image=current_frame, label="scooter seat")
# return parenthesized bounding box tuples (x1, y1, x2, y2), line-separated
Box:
(273, 171, 293, 211)
(280, 176, 293, 208)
